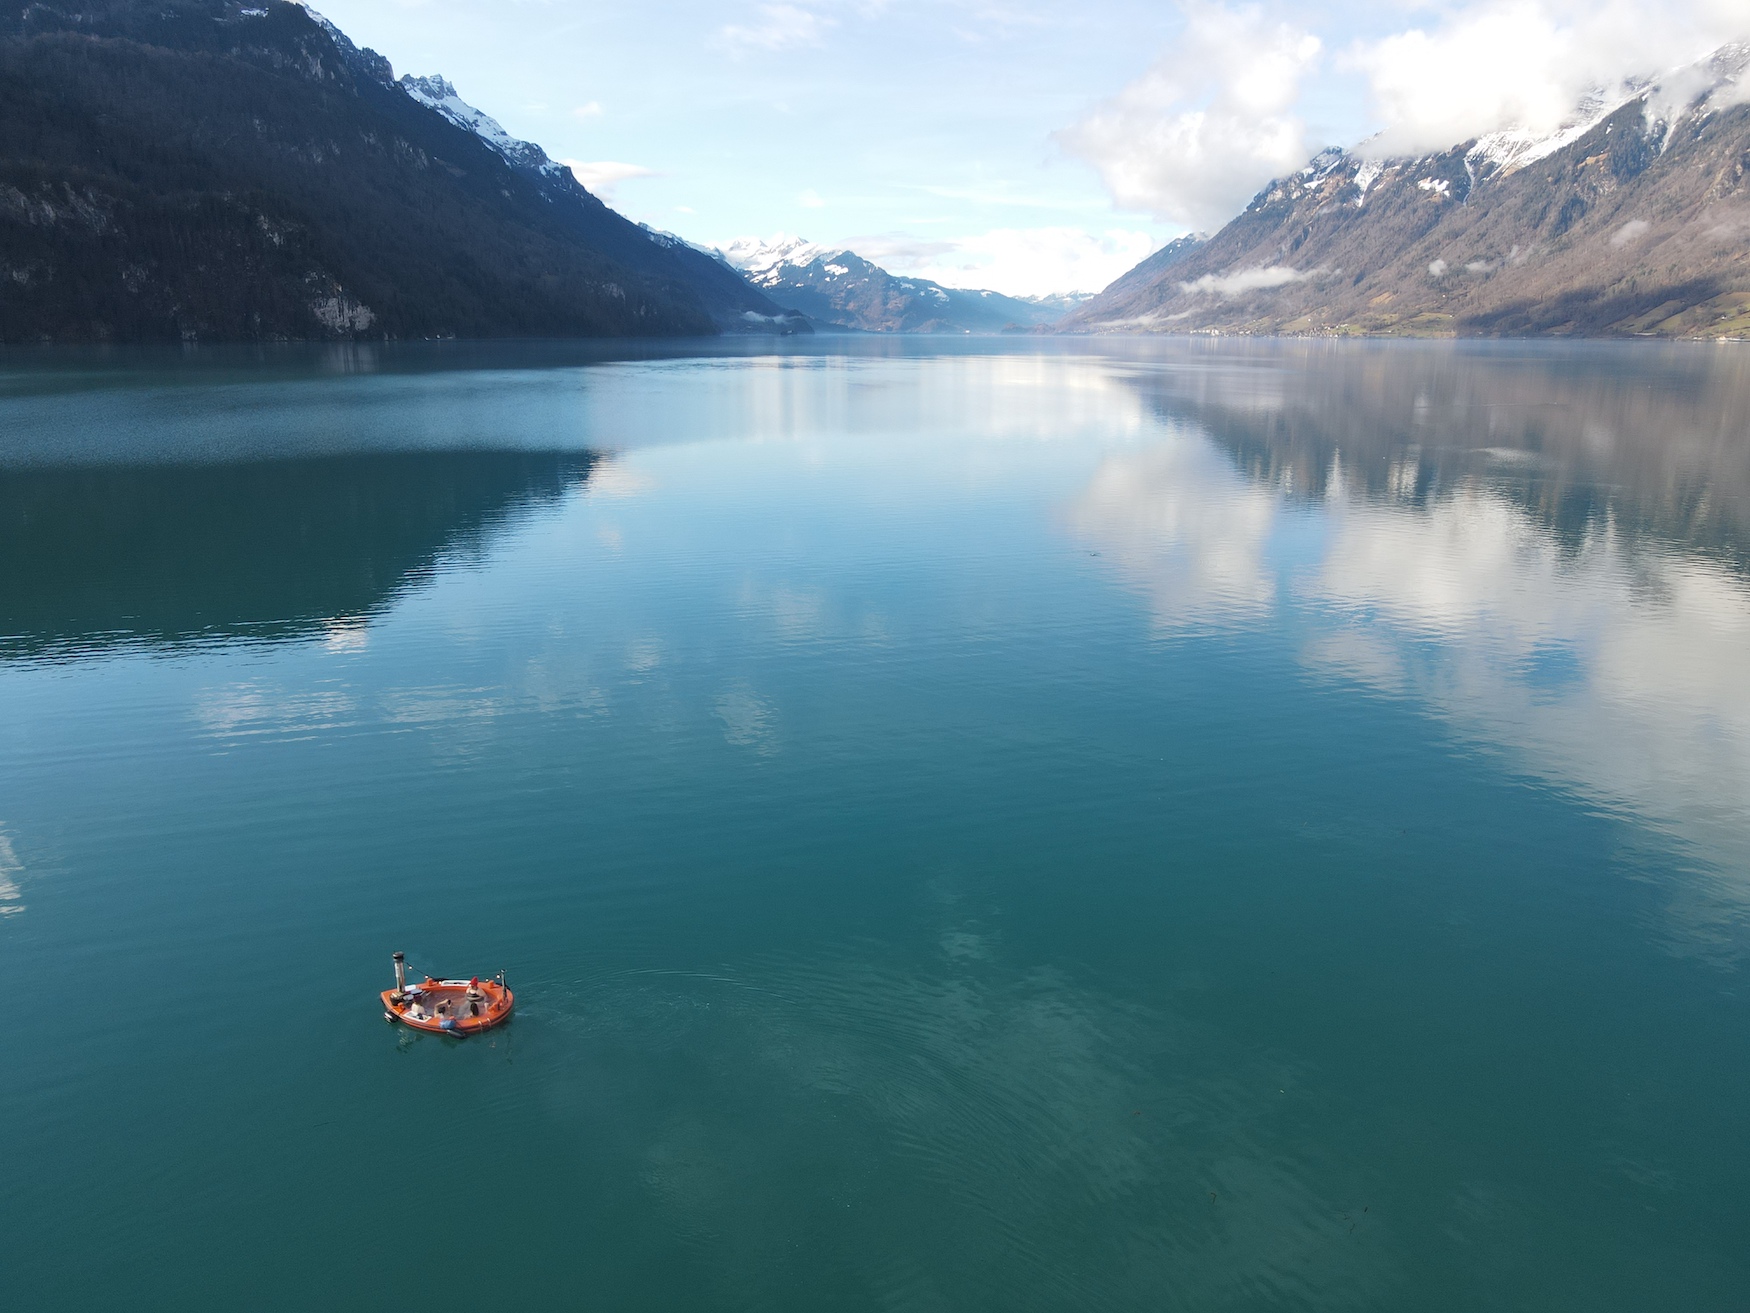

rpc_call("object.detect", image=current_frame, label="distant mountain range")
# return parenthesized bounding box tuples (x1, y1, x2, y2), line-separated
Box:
(1067, 45, 1750, 338)
(0, 0, 802, 343)
(8, 1, 1744, 344)
(713, 236, 1087, 334)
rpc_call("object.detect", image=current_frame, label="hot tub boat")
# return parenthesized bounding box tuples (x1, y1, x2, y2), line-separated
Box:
(381, 951, 513, 1034)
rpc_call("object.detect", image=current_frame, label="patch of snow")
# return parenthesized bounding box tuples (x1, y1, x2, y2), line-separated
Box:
(1301, 147, 1347, 181)
(1416, 177, 1450, 197)
(1352, 160, 1383, 205)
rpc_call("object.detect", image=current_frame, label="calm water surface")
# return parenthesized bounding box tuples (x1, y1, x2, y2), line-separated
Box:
(3, 339, 1748, 1310)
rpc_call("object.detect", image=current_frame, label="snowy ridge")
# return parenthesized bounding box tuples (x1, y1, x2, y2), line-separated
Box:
(708, 234, 1073, 332)
(716, 235, 949, 300)
(399, 74, 567, 179)
(639, 224, 693, 250)
(1467, 45, 1750, 179)
(715, 234, 848, 284)
(1240, 39, 1750, 228)
(1467, 87, 1638, 180)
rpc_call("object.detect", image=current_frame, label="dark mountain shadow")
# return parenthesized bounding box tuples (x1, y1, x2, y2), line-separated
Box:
(0, 448, 597, 659)
(1119, 341, 1750, 571)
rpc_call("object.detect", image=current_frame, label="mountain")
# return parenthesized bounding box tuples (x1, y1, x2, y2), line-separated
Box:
(0, 0, 803, 343)
(1067, 46, 1750, 338)
(715, 235, 1081, 333)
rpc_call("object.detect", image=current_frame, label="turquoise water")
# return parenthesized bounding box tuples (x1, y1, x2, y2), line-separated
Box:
(3, 339, 1748, 1310)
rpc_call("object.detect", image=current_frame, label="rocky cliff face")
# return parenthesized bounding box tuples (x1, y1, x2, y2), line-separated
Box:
(1067, 47, 1750, 339)
(716, 236, 1078, 333)
(0, 0, 801, 342)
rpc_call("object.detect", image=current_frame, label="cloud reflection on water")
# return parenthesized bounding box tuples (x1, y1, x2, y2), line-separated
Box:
(1074, 345, 1750, 911)
(545, 933, 1396, 1310)
(0, 826, 24, 917)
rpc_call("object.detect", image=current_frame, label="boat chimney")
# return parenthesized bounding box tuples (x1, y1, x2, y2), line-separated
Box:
(392, 951, 406, 993)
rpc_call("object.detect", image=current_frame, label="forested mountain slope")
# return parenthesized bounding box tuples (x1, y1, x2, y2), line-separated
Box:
(0, 1, 800, 342)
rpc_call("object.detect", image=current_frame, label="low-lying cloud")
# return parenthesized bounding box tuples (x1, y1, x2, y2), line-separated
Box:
(1181, 265, 1314, 298)
(1610, 219, 1651, 246)
(558, 159, 657, 202)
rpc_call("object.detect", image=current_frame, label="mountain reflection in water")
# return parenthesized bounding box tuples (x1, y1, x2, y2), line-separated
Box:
(1077, 341, 1750, 908)
(0, 450, 596, 658)
(1124, 339, 1750, 561)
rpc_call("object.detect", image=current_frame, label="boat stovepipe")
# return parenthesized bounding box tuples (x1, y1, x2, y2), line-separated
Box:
(382, 950, 514, 1033)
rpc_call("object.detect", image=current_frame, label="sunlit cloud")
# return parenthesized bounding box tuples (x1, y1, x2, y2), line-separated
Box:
(558, 158, 658, 202)
(719, 2, 833, 54)
(1059, 2, 1321, 230)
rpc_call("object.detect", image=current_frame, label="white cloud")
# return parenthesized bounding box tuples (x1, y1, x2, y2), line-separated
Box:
(557, 159, 657, 202)
(1611, 219, 1650, 246)
(1181, 265, 1313, 297)
(572, 101, 603, 119)
(1348, 0, 1750, 158)
(858, 226, 1159, 297)
(1058, 0, 1750, 236)
(798, 188, 826, 209)
(1059, 2, 1321, 230)
(719, 3, 832, 54)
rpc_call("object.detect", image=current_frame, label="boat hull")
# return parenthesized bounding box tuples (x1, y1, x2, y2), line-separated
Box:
(382, 977, 513, 1034)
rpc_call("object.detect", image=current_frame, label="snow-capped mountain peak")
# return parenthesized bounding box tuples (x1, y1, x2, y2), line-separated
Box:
(714, 234, 848, 282)
(707, 236, 1079, 333)
(399, 74, 564, 177)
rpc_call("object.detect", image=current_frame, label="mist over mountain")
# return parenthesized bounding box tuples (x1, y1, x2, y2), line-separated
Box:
(1068, 45, 1750, 339)
(715, 236, 1085, 333)
(0, 0, 803, 343)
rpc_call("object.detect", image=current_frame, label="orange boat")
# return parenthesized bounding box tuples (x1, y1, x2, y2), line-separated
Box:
(381, 951, 513, 1034)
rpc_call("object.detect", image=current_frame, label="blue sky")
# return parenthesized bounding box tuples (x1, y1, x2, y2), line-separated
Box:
(309, 1, 1750, 295)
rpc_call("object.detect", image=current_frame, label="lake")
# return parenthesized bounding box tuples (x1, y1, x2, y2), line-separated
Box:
(3, 337, 1748, 1310)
